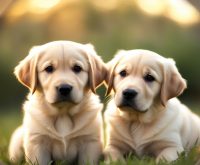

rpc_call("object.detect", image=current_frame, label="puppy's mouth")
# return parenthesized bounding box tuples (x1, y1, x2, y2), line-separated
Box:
(52, 96, 76, 106)
(119, 100, 148, 113)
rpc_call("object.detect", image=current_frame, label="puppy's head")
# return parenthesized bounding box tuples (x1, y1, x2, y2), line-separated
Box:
(106, 49, 186, 113)
(14, 41, 106, 106)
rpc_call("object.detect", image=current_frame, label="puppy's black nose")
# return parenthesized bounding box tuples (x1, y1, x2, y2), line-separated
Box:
(123, 89, 138, 100)
(57, 84, 73, 96)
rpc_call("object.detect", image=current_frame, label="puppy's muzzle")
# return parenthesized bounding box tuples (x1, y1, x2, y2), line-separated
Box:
(56, 84, 73, 102)
(123, 89, 138, 100)
(121, 88, 140, 111)
(120, 88, 147, 112)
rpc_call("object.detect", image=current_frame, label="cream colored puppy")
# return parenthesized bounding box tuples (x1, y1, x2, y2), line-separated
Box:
(9, 41, 106, 165)
(104, 49, 200, 163)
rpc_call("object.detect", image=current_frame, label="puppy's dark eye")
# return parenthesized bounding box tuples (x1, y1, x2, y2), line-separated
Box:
(72, 65, 82, 73)
(45, 65, 54, 73)
(144, 74, 155, 82)
(119, 70, 127, 77)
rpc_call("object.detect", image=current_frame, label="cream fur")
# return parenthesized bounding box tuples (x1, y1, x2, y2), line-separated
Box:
(9, 41, 106, 165)
(104, 49, 200, 163)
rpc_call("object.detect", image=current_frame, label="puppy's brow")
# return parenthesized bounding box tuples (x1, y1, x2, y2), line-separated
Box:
(116, 64, 132, 74)
(40, 61, 53, 71)
(61, 43, 65, 70)
(133, 55, 143, 75)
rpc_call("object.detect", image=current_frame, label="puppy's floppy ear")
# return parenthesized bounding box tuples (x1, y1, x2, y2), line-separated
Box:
(14, 46, 41, 94)
(160, 58, 187, 106)
(85, 44, 107, 93)
(105, 50, 124, 96)
(105, 61, 116, 96)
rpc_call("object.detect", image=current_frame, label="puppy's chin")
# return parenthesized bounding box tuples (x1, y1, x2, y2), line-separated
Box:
(44, 91, 85, 108)
(46, 97, 77, 108)
(52, 101, 76, 109)
(117, 101, 148, 113)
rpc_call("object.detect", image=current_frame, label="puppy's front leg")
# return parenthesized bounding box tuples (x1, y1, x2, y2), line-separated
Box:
(156, 146, 184, 163)
(78, 140, 102, 165)
(104, 145, 125, 163)
(24, 134, 51, 165)
(9, 126, 24, 162)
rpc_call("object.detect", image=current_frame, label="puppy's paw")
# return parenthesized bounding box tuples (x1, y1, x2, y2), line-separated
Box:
(103, 148, 125, 164)
(156, 147, 184, 163)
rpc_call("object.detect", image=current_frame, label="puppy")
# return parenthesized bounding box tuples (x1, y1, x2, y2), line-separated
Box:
(9, 41, 106, 165)
(104, 49, 200, 163)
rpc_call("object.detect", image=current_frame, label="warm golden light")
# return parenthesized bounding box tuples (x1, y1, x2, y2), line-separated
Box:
(28, 0, 61, 14)
(6, 1, 28, 19)
(5, 0, 200, 26)
(167, 0, 200, 25)
(136, 0, 200, 26)
(6, 0, 63, 21)
(136, 0, 167, 16)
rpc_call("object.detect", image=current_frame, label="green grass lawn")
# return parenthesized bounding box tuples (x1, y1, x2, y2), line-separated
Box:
(0, 105, 200, 165)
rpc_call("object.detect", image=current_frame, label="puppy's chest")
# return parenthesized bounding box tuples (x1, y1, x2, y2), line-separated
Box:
(130, 123, 143, 144)
(51, 116, 80, 160)
(54, 115, 73, 137)
(129, 123, 152, 155)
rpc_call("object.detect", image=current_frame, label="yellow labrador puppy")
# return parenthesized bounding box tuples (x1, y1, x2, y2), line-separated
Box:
(9, 41, 106, 165)
(104, 49, 200, 163)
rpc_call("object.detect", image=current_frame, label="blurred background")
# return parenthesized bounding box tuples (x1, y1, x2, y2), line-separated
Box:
(0, 0, 200, 135)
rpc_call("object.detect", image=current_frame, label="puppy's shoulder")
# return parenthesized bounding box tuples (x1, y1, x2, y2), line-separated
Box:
(166, 98, 191, 114)
(23, 93, 46, 114)
(84, 92, 103, 112)
(165, 98, 196, 125)
(104, 99, 118, 117)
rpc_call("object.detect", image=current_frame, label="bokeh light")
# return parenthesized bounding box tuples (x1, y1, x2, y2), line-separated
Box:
(28, 0, 61, 14)
(136, 0, 200, 26)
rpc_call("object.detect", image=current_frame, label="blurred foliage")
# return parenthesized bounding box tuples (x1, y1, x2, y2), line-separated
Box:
(0, 0, 200, 109)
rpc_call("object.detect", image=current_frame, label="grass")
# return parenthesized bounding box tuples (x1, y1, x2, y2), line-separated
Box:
(0, 105, 200, 165)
